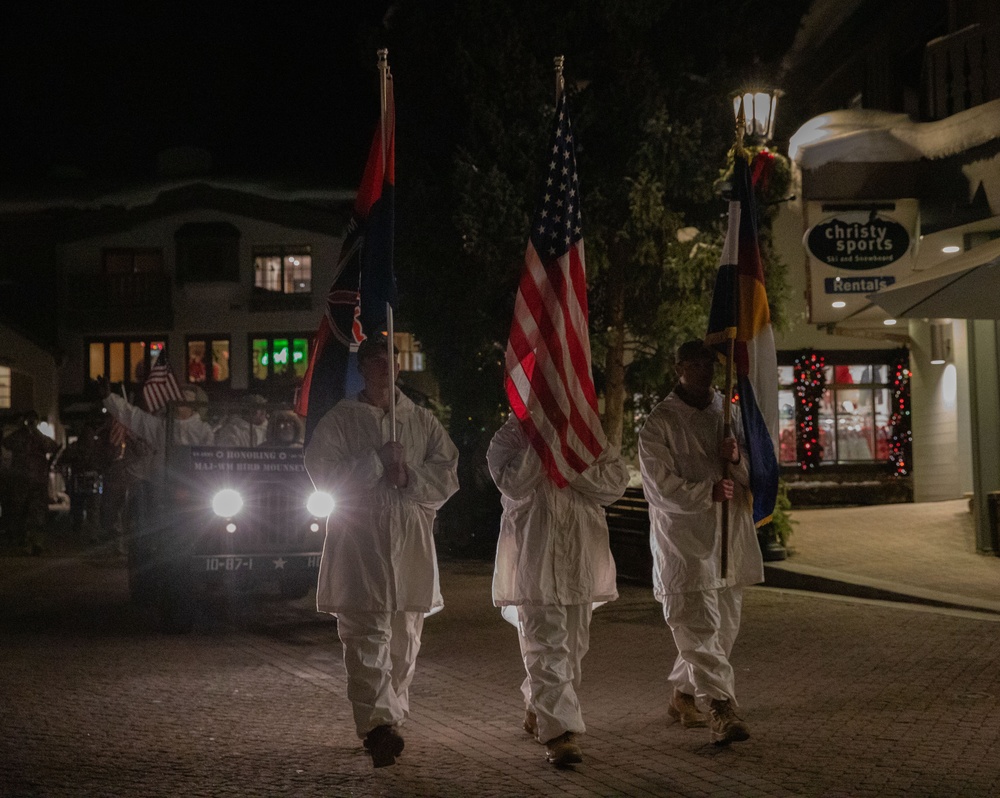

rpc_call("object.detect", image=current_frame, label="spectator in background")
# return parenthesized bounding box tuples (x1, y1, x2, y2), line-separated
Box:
(2, 411, 60, 555)
(267, 410, 304, 447)
(62, 416, 112, 543)
(97, 378, 213, 575)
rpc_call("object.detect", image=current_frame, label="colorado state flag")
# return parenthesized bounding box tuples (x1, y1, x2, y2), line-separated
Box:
(706, 152, 779, 526)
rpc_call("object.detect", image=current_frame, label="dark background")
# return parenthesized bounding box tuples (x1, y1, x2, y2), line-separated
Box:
(1, 2, 397, 185)
(3, 1, 813, 188)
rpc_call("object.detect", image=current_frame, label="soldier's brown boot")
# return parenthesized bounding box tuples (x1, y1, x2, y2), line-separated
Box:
(544, 731, 583, 766)
(709, 698, 750, 745)
(363, 724, 405, 767)
(523, 709, 539, 741)
(667, 689, 708, 728)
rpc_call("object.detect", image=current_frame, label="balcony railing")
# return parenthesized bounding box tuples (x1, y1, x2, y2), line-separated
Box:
(922, 23, 1000, 120)
(62, 271, 173, 330)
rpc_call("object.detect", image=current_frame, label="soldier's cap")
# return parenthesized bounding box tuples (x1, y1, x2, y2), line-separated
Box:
(676, 339, 717, 364)
(357, 335, 399, 363)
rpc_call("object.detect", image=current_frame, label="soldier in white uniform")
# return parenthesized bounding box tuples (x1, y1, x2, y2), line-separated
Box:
(488, 414, 628, 765)
(304, 337, 459, 768)
(638, 340, 763, 745)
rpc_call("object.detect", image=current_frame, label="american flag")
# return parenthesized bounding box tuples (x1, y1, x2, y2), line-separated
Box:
(141, 354, 183, 413)
(504, 91, 606, 488)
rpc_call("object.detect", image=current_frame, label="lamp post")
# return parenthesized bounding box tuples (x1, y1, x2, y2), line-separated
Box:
(732, 89, 782, 144)
(731, 86, 789, 562)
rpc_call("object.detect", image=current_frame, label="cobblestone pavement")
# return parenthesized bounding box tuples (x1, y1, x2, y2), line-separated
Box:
(2, 544, 999, 798)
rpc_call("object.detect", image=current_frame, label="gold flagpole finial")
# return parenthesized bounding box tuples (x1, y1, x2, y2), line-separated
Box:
(554, 55, 565, 103)
(733, 95, 749, 161)
(377, 49, 391, 168)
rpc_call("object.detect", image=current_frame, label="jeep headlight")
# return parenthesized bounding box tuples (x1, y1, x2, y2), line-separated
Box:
(306, 490, 335, 518)
(212, 488, 244, 518)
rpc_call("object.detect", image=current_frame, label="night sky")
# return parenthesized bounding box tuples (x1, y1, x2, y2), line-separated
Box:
(3, 2, 812, 190)
(2, 3, 395, 186)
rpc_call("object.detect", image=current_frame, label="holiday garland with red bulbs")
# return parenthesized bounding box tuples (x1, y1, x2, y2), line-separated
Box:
(888, 355, 912, 476)
(793, 352, 826, 470)
(791, 350, 911, 474)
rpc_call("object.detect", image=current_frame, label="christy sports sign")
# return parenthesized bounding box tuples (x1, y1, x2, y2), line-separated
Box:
(806, 214, 910, 269)
(804, 201, 919, 324)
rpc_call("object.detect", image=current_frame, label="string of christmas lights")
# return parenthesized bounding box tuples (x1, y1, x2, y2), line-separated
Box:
(888, 355, 912, 476)
(794, 352, 826, 470)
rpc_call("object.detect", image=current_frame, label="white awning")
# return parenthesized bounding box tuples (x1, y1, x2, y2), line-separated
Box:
(868, 237, 1000, 319)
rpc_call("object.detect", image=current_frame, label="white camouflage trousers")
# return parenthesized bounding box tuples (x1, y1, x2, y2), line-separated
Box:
(517, 603, 592, 745)
(336, 610, 425, 737)
(662, 585, 744, 705)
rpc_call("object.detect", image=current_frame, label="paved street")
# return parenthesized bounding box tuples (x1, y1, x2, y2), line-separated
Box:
(2, 521, 999, 798)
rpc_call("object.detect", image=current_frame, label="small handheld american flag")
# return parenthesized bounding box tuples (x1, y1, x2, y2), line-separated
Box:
(141, 354, 183, 413)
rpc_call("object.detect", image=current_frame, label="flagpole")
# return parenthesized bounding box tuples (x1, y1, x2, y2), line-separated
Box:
(377, 48, 397, 443)
(720, 98, 749, 580)
(378, 48, 390, 174)
(554, 55, 564, 102)
(721, 337, 734, 580)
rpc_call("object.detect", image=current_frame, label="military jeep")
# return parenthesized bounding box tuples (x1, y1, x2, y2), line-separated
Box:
(128, 400, 330, 632)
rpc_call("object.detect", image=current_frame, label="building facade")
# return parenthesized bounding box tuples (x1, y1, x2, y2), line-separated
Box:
(773, 0, 999, 550)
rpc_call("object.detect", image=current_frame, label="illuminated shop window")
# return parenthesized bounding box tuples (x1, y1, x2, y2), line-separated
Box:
(186, 337, 230, 384)
(0, 366, 10, 409)
(87, 338, 168, 386)
(393, 331, 425, 372)
(780, 355, 898, 467)
(250, 335, 311, 386)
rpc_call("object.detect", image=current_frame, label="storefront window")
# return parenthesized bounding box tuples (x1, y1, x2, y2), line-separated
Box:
(186, 337, 230, 384)
(777, 366, 796, 464)
(0, 366, 10, 409)
(88, 338, 167, 385)
(781, 352, 900, 467)
(250, 334, 311, 389)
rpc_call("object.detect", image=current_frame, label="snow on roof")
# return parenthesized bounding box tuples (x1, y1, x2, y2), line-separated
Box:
(778, 0, 868, 80)
(0, 177, 356, 215)
(789, 99, 1000, 169)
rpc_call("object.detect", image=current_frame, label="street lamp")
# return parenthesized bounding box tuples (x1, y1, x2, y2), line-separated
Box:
(733, 89, 782, 143)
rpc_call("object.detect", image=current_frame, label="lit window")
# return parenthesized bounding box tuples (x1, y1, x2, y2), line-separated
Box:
(0, 366, 10, 409)
(780, 357, 899, 466)
(393, 332, 425, 372)
(253, 247, 312, 294)
(186, 337, 230, 384)
(250, 334, 312, 389)
(87, 338, 168, 385)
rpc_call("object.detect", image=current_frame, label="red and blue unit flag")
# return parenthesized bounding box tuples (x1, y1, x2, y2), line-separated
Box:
(297, 79, 396, 444)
